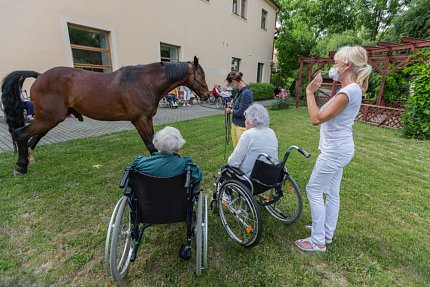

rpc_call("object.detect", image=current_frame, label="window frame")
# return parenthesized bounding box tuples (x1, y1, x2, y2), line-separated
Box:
(261, 9, 268, 30)
(67, 24, 113, 73)
(231, 57, 241, 72)
(257, 62, 264, 82)
(160, 43, 180, 62)
(232, 0, 239, 15)
(240, 0, 247, 19)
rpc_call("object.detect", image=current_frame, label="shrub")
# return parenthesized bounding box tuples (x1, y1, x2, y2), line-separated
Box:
(402, 50, 430, 140)
(249, 82, 275, 101)
(270, 99, 290, 111)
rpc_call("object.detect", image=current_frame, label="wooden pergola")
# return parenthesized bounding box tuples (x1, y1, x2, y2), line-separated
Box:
(295, 36, 430, 128)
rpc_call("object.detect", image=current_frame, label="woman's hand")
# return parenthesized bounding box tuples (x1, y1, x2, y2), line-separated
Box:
(225, 107, 232, 114)
(306, 73, 323, 93)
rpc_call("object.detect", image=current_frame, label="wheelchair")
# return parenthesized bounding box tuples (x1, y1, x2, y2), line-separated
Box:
(105, 166, 208, 282)
(211, 146, 310, 248)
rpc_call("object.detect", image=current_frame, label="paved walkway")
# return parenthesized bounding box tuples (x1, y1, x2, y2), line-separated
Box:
(0, 100, 273, 153)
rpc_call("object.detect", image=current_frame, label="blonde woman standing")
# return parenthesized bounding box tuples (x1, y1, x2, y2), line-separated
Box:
(295, 46, 372, 252)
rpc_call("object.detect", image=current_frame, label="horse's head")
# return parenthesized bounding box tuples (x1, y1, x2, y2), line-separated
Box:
(187, 56, 209, 101)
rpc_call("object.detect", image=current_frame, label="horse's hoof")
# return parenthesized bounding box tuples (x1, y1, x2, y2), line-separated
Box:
(13, 169, 23, 176)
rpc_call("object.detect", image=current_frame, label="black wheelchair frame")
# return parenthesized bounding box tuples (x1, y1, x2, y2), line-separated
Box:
(211, 145, 310, 248)
(105, 166, 208, 282)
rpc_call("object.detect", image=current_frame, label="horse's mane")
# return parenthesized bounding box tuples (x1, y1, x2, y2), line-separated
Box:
(162, 62, 189, 81)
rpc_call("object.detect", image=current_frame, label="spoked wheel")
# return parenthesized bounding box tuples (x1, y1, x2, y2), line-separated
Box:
(195, 192, 209, 275)
(109, 196, 134, 282)
(105, 197, 123, 275)
(215, 97, 223, 109)
(208, 94, 216, 104)
(218, 180, 262, 248)
(260, 176, 303, 224)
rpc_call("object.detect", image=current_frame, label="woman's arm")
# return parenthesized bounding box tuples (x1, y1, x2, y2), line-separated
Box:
(227, 133, 249, 167)
(232, 90, 253, 118)
(306, 73, 348, 126)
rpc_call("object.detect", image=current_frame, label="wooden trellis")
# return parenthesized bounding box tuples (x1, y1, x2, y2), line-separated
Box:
(295, 37, 430, 129)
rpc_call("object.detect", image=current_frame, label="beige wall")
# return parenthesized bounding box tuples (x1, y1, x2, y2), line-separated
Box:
(0, 0, 278, 91)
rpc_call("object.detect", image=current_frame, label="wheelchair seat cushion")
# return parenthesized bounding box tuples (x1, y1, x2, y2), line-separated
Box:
(250, 160, 283, 195)
(131, 171, 188, 224)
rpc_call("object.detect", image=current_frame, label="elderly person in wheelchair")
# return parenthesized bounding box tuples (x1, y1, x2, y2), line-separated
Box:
(227, 103, 278, 177)
(212, 103, 310, 248)
(131, 126, 202, 186)
(105, 127, 208, 282)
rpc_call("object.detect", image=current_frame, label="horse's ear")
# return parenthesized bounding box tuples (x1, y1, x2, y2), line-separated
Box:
(194, 56, 199, 67)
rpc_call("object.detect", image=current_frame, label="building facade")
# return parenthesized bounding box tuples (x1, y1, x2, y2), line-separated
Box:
(0, 0, 278, 93)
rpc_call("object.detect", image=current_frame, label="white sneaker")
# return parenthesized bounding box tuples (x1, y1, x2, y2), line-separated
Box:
(187, 104, 191, 106)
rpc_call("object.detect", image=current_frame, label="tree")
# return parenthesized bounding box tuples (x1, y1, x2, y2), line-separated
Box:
(386, 0, 430, 40)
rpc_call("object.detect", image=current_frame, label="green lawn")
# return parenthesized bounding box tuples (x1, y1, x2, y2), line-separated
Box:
(0, 108, 429, 286)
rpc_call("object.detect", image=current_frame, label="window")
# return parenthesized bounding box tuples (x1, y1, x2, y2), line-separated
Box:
(231, 57, 241, 71)
(257, 63, 264, 82)
(261, 9, 267, 29)
(67, 24, 112, 72)
(232, 0, 238, 15)
(160, 43, 179, 62)
(240, 0, 247, 19)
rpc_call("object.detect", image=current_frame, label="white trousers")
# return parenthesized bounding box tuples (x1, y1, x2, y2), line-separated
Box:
(306, 152, 354, 244)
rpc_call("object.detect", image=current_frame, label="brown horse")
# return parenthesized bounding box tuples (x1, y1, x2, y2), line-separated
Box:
(1, 56, 209, 175)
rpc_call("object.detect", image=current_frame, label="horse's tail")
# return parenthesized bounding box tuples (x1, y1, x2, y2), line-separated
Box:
(1, 70, 40, 152)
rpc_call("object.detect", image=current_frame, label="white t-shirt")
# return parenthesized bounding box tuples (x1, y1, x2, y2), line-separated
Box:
(228, 127, 278, 177)
(319, 83, 362, 155)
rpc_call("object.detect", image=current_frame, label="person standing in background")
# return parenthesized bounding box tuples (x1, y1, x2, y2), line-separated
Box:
(225, 71, 253, 147)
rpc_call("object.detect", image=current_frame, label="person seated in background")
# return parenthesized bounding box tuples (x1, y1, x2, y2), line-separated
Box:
(221, 85, 232, 106)
(227, 103, 278, 177)
(20, 89, 35, 120)
(166, 88, 179, 107)
(274, 86, 289, 99)
(212, 84, 222, 98)
(131, 126, 202, 186)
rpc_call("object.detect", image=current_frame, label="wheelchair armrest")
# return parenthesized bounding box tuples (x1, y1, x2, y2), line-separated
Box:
(119, 167, 132, 188)
(226, 165, 244, 176)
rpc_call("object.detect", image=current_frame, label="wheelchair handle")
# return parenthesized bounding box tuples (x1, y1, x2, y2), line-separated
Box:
(119, 167, 132, 188)
(184, 166, 192, 188)
(256, 153, 278, 165)
(298, 148, 311, 158)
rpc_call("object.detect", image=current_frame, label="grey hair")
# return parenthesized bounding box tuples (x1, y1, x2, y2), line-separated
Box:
(153, 126, 186, 153)
(245, 103, 270, 128)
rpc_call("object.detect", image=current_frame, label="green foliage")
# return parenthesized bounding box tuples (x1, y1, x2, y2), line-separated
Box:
(249, 82, 275, 101)
(311, 29, 375, 57)
(402, 50, 430, 139)
(381, 71, 410, 102)
(384, 0, 430, 41)
(270, 99, 290, 110)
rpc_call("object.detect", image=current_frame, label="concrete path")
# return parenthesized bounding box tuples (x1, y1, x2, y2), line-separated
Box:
(0, 100, 273, 153)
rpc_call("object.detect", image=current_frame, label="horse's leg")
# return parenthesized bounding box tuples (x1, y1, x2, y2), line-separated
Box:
(13, 118, 62, 175)
(132, 117, 157, 154)
(27, 132, 48, 163)
(13, 125, 31, 175)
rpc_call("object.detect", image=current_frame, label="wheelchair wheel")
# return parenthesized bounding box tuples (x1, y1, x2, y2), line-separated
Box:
(195, 192, 209, 275)
(208, 94, 216, 104)
(218, 180, 262, 248)
(263, 176, 303, 224)
(109, 196, 134, 282)
(105, 197, 123, 275)
(215, 97, 223, 109)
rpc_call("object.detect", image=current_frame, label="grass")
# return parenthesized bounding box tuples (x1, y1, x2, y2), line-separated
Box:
(0, 108, 429, 286)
